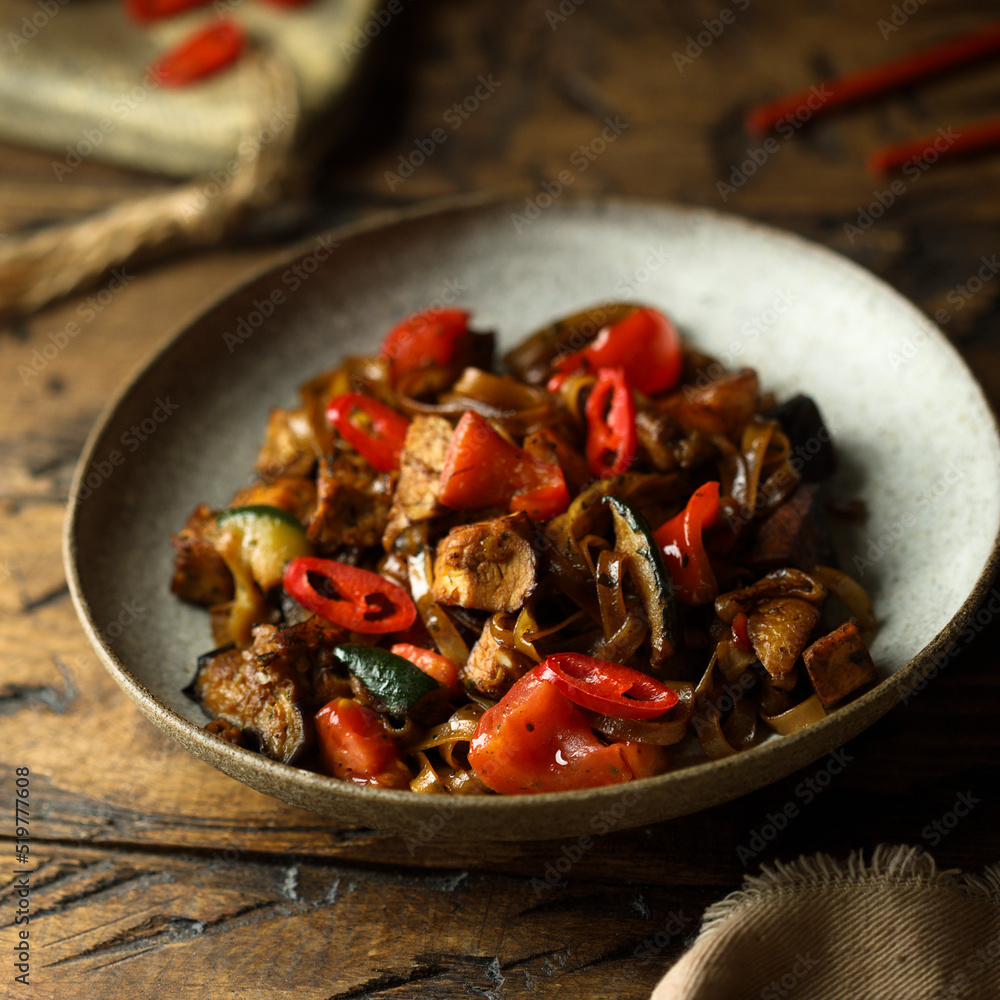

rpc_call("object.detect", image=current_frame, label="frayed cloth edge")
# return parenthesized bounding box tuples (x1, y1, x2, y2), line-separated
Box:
(700, 845, 1000, 937)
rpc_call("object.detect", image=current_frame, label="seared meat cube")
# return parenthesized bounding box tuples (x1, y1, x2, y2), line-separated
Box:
(308, 452, 395, 553)
(433, 511, 538, 613)
(171, 504, 234, 606)
(803, 620, 877, 707)
(255, 407, 317, 480)
(461, 620, 534, 699)
(229, 476, 317, 523)
(383, 415, 454, 550)
(746, 484, 833, 572)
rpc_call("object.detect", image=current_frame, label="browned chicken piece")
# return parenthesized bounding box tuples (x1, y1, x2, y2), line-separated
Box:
(746, 597, 821, 688)
(383, 415, 454, 550)
(716, 567, 828, 624)
(254, 407, 317, 480)
(228, 476, 317, 523)
(189, 634, 312, 764)
(461, 620, 534, 699)
(171, 504, 234, 606)
(803, 620, 878, 707)
(433, 511, 538, 613)
(660, 369, 760, 439)
(307, 452, 396, 553)
(746, 483, 833, 572)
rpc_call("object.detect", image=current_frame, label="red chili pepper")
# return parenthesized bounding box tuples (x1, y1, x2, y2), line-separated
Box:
(653, 481, 721, 605)
(548, 307, 682, 396)
(379, 308, 471, 384)
(315, 698, 411, 788)
(124, 0, 212, 23)
(390, 643, 462, 699)
(438, 411, 570, 520)
(468, 669, 651, 794)
(746, 22, 1000, 135)
(732, 611, 751, 652)
(283, 557, 417, 634)
(867, 116, 1000, 176)
(326, 393, 410, 473)
(584, 367, 637, 478)
(150, 22, 246, 88)
(537, 654, 678, 720)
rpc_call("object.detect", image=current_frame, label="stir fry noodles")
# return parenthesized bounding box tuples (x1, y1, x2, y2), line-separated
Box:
(171, 304, 877, 794)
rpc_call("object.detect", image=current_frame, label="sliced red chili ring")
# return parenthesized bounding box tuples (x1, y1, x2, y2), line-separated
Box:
(327, 393, 410, 473)
(584, 367, 637, 478)
(150, 21, 246, 88)
(536, 653, 679, 720)
(283, 556, 417, 634)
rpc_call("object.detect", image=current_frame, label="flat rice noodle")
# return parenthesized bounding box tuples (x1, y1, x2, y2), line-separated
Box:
(762, 693, 827, 734)
(410, 703, 483, 754)
(542, 544, 602, 623)
(741, 419, 776, 516)
(588, 614, 648, 663)
(596, 548, 628, 640)
(713, 638, 757, 683)
(441, 767, 489, 794)
(410, 751, 448, 793)
(809, 564, 876, 638)
(556, 372, 598, 422)
(449, 367, 551, 412)
(723, 692, 758, 749)
(697, 712, 738, 759)
(407, 548, 470, 666)
(589, 681, 694, 746)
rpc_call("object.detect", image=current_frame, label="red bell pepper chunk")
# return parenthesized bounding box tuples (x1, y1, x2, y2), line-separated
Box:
(732, 610, 751, 651)
(327, 393, 410, 473)
(653, 481, 721, 605)
(124, 0, 211, 23)
(390, 643, 462, 699)
(379, 308, 471, 383)
(584, 367, 637, 478)
(315, 698, 411, 788)
(468, 668, 653, 794)
(438, 411, 570, 520)
(536, 654, 679, 720)
(548, 307, 682, 396)
(283, 556, 417, 634)
(150, 22, 246, 88)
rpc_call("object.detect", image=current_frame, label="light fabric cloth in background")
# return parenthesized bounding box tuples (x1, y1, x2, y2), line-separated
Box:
(652, 846, 1000, 1000)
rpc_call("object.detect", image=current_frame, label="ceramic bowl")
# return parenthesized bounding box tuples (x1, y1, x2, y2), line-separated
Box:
(65, 198, 1000, 840)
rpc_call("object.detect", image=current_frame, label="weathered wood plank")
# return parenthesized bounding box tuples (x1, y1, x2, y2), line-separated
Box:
(2, 842, 705, 999)
(1, 0, 1000, 995)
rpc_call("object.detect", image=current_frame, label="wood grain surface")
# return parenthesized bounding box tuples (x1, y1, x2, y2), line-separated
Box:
(2, 1, 1000, 997)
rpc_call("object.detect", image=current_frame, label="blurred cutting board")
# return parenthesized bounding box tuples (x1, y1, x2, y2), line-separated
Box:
(0, 0, 377, 177)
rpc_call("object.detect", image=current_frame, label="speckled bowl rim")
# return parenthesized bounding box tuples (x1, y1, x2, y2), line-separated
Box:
(64, 194, 1000, 841)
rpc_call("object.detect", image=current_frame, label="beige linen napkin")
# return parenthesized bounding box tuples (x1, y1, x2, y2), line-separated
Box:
(652, 846, 1000, 1000)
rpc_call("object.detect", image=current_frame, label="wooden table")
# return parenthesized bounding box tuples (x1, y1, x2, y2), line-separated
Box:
(3, 2, 1000, 997)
